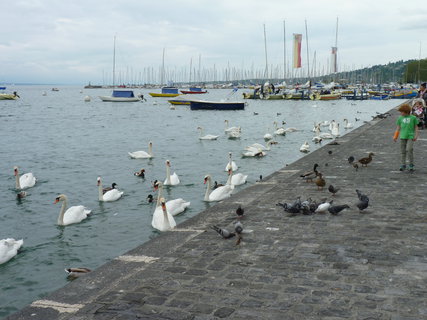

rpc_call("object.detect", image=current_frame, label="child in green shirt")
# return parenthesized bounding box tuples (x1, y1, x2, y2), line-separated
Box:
(393, 103, 419, 172)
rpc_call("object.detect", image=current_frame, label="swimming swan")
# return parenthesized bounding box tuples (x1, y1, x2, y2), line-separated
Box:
(164, 160, 180, 186)
(225, 152, 238, 172)
(197, 126, 219, 140)
(153, 181, 190, 216)
(227, 168, 248, 186)
(151, 197, 176, 232)
(128, 142, 153, 159)
(204, 175, 234, 202)
(0, 238, 23, 265)
(54, 194, 91, 226)
(97, 177, 123, 201)
(14, 166, 36, 190)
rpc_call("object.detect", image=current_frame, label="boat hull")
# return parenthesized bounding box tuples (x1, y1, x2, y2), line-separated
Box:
(99, 96, 141, 102)
(149, 93, 181, 97)
(0, 94, 18, 100)
(190, 100, 245, 110)
(180, 90, 207, 94)
(168, 100, 190, 105)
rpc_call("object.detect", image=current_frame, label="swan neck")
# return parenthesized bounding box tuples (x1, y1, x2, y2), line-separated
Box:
(15, 171, 21, 189)
(226, 171, 232, 185)
(58, 198, 67, 225)
(165, 164, 171, 184)
(148, 144, 152, 156)
(204, 178, 211, 201)
(98, 181, 103, 201)
(156, 184, 163, 207)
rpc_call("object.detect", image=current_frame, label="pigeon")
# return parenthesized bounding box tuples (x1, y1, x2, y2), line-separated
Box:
(236, 205, 244, 218)
(353, 163, 359, 171)
(234, 221, 243, 245)
(348, 156, 355, 164)
(356, 189, 369, 212)
(211, 225, 236, 239)
(328, 184, 340, 196)
(315, 200, 333, 213)
(328, 204, 350, 215)
(277, 197, 301, 215)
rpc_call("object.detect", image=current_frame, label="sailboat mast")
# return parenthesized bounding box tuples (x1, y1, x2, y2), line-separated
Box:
(189, 57, 192, 84)
(305, 20, 310, 80)
(283, 20, 286, 80)
(112, 35, 116, 88)
(263, 24, 268, 79)
(161, 48, 165, 86)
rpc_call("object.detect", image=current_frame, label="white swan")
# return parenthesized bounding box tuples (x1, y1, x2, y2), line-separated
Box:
(224, 120, 241, 133)
(282, 121, 298, 132)
(273, 121, 286, 136)
(246, 140, 274, 151)
(204, 175, 234, 202)
(14, 166, 36, 190)
(0, 238, 23, 265)
(320, 120, 330, 127)
(328, 120, 336, 132)
(331, 123, 340, 137)
(197, 126, 218, 140)
(263, 131, 273, 141)
(242, 147, 266, 157)
(128, 142, 153, 159)
(299, 141, 310, 153)
(227, 168, 248, 186)
(164, 160, 180, 186)
(97, 177, 123, 201)
(344, 118, 354, 129)
(314, 125, 334, 139)
(54, 194, 91, 226)
(152, 197, 176, 232)
(153, 181, 190, 216)
(227, 127, 241, 139)
(312, 126, 323, 143)
(225, 152, 238, 172)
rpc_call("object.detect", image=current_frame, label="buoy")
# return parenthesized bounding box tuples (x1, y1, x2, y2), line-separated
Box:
(84, 96, 91, 102)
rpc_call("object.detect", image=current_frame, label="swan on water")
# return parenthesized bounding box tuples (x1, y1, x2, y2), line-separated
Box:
(282, 121, 298, 132)
(128, 142, 153, 159)
(245, 140, 274, 151)
(225, 152, 238, 172)
(204, 175, 234, 202)
(328, 120, 336, 132)
(151, 197, 176, 232)
(153, 180, 190, 216)
(197, 126, 219, 140)
(312, 126, 323, 143)
(227, 168, 248, 186)
(224, 120, 241, 133)
(242, 147, 266, 157)
(14, 166, 36, 190)
(344, 118, 354, 129)
(273, 121, 286, 136)
(331, 122, 340, 137)
(0, 238, 23, 265)
(299, 141, 310, 153)
(314, 125, 334, 139)
(227, 127, 241, 139)
(164, 160, 180, 186)
(54, 194, 91, 226)
(97, 177, 123, 201)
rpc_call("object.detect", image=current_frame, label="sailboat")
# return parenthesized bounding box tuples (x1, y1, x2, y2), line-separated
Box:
(99, 36, 143, 102)
(149, 48, 180, 98)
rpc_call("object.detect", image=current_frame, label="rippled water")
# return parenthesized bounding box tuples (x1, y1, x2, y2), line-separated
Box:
(0, 85, 397, 318)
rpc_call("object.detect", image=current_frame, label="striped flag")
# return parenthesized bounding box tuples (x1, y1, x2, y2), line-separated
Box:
(331, 47, 338, 73)
(293, 34, 302, 68)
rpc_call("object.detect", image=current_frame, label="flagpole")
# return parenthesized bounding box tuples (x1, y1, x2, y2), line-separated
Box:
(283, 20, 286, 80)
(305, 20, 310, 80)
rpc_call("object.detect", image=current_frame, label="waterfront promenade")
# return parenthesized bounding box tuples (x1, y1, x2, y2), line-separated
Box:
(7, 103, 427, 320)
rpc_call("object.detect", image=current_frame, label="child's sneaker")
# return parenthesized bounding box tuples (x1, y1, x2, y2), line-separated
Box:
(409, 164, 414, 172)
(399, 165, 406, 171)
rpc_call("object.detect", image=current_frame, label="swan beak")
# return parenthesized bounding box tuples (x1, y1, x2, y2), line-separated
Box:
(54, 199, 59, 204)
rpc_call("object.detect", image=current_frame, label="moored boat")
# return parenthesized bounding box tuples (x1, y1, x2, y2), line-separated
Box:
(99, 90, 142, 102)
(309, 92, 341, 100)
(0, 91, 20, 100)
(189, 99, 245, 110)
(180, 87, 207, 94)
(149, 87, 180, 97)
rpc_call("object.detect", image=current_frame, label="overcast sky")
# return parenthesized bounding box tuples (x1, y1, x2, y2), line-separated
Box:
(1, 0, 425, 85)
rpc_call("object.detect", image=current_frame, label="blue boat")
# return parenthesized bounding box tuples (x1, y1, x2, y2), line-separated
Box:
(99, 90, 142, 102)
(189, 100, 245, 110)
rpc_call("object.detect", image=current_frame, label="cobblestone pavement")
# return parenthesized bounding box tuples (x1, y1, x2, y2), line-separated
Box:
(7, 105, 427, 320)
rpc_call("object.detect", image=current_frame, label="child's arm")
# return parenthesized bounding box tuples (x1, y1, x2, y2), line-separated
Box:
(413, 124, 419, 141)
(393, 126, 400, 142)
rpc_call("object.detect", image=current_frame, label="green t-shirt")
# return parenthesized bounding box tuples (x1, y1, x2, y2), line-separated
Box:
(397, 115, 419, 139)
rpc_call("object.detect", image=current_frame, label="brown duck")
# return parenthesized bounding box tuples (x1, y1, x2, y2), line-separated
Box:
(315, 172, 326, 190)
(300, 163, 319, 182)
(358, 152, 374, 167)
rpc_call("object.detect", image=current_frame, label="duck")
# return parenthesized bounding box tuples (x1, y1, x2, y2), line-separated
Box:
(102, 182, 118, 194)
(343, 118, 354, 129)
(197, 126, 219, 140)
(204, 175, 234, 202)
(65, 267, 91, 279)
(225, 152, 238, 172)
(97, 177, 123, 201)
(153, 180, 190, 216)
(299, 141, 310, 153)
(163, 160, 180, 186)
(14, 166, 36, 190)
(226, 168, 248, 186)
(128, 142, 153, 159)
(54, 194, 91, 226)
(151, 197, 176, 232)
(315, 173, 326, 190)
(358, 152, 374, 167)
(300, 163, 319, 182)
(134, 168, 145, 178)
(0, 238, 23, 265)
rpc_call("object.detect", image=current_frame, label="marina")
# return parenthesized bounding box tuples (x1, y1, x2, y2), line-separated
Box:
(0, 86, 397, 318)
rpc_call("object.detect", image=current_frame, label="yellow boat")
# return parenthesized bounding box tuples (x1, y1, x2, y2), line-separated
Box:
(0, 93, 19, 100)
(149, 86, 181, 97)
(168, 99, 190, 105)
(309, 92, 341, 100)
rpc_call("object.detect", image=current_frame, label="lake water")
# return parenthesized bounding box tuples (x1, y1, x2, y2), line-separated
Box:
(0, 85, 397, 318)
